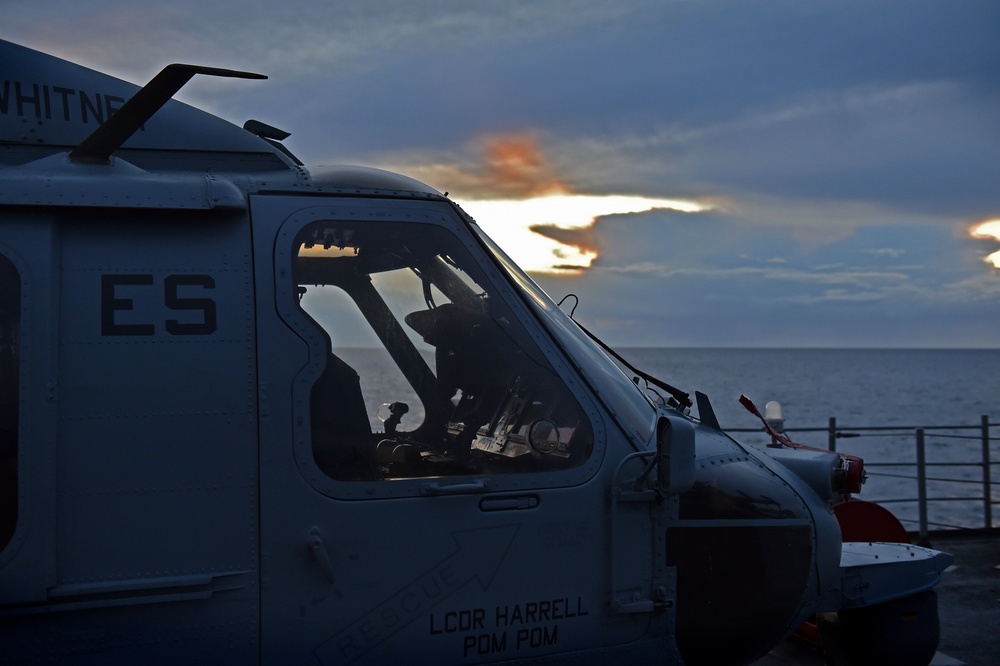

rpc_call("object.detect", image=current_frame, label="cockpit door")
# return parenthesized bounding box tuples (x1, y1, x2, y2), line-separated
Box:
(251, 194, 655, 662)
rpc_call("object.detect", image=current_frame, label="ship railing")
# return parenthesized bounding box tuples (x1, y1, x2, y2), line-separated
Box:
(727, 415, 997, 541)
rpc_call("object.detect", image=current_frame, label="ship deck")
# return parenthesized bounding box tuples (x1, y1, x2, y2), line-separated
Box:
(755, 530, 1000, 666)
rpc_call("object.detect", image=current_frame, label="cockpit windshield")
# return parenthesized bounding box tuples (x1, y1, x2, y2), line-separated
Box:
(468, 223, 659, 447)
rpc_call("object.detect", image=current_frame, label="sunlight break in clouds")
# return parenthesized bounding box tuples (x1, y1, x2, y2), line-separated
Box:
(437, 133, 706, 274)
(465, 193, 702, 273)
(970, 219, 1000, 269)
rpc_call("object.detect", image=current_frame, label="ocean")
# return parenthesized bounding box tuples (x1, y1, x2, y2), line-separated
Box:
(618, 348, 999, 433)
(341, 347, 999, 530)
(622, 348, 1000, 531)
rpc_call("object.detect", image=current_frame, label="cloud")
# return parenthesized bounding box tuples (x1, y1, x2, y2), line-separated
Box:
(601, 262, 910, 289)
(3, 0, 998, 347)
(942, 273, 1000, 300)
(379, 132, 708, 274)
(423, 132, 571, 199)
(3, 1, 649, 83)
(861, 248, 907, 258)
(536, 76, 998, 218)
(620, 81, 961, 153)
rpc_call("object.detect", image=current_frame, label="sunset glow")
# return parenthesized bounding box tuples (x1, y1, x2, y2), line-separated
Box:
(436, 133, 707, 273)
(970, 219, 1000, 269)
(461, 193, 706, 274)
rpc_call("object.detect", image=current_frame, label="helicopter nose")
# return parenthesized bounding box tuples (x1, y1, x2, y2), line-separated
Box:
(668, 450, 840, 665)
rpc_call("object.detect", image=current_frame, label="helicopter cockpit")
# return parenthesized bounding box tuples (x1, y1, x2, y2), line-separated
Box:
(291, 219, 593, 481)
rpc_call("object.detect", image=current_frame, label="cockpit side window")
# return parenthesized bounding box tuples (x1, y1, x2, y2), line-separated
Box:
(291, 219, 593, 482)
(0, 254, 19, 550)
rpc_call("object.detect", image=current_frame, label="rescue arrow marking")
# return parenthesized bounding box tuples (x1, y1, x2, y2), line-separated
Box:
(314, 525, 520, 664)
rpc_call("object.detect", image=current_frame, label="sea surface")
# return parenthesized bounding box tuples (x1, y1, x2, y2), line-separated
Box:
(343, 347, 999, 530)
(620, 347, 999, 531)
(618, 348, 999, 433)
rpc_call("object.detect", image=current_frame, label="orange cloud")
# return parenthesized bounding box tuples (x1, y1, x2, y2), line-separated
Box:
(392, 131, 572, 199)
(482, 133, 570, 198)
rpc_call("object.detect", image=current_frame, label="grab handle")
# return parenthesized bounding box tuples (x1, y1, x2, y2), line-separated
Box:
(421, 480, 489, 496)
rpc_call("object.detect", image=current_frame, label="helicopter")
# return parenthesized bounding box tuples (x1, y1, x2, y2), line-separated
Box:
(0, 39, 951, 664)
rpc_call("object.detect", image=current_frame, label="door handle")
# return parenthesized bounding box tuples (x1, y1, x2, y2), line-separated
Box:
(306, 527, 335, 584)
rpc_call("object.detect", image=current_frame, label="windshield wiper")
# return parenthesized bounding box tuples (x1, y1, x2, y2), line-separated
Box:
(571, 319, 692, 410)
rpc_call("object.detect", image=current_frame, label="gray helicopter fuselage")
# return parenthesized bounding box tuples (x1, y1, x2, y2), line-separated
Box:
(0, 40, 950, 665)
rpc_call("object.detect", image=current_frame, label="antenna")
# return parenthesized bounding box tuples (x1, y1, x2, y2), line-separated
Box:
(69, 64, 266, 163)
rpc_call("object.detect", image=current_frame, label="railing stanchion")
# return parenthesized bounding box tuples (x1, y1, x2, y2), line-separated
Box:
(727, 415, 998, 533)
(916, 428, 929, 544)
(983, 415, 992, 530)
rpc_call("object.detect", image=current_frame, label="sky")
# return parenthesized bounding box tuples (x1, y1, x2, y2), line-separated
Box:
(4, 0, 999, 347)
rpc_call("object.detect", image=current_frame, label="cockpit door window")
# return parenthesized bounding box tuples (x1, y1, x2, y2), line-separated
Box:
(275, 207, 601, 492)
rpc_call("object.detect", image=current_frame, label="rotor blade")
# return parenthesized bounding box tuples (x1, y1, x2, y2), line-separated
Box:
(70, 64, 266, 163)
